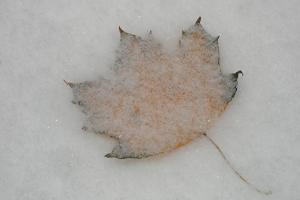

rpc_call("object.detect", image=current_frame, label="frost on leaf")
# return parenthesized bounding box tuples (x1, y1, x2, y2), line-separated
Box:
(65, 17, 242, 159)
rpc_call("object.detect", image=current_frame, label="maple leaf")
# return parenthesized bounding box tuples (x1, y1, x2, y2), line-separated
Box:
(65, 17, 243, 159)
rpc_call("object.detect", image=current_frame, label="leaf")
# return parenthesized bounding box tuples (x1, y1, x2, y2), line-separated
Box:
(65, 17, 242, 159)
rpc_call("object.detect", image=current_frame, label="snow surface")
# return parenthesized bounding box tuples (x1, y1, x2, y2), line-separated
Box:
(1, 0, 300, 199)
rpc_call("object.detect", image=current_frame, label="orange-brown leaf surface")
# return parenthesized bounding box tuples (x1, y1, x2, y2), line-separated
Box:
(66, 17, 242, 159)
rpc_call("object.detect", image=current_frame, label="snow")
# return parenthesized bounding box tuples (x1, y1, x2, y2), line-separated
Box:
(0, 0, 300, 199)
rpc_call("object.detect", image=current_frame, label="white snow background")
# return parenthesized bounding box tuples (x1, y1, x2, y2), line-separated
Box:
(1, 0, 300, 199)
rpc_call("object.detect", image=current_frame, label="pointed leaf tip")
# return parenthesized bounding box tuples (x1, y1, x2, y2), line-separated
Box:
(118, 26, 124, 34)
(232, 70, 244, 79)
(105, 153, 113, 158)
(235, 70, 244, 77)
(63, 80, 74, 88)
(212, 35, 220, 43)
(118, 26, 137, 38)
(195, 16, 202, 25)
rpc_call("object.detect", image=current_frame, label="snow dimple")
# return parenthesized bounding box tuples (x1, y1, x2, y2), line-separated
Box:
(66, 17, 242, 159)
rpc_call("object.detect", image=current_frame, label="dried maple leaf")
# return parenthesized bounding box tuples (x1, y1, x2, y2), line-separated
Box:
(65, 17, 243, 159)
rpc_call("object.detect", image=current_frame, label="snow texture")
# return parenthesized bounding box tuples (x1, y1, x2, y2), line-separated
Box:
(0, 0, 300, 199)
